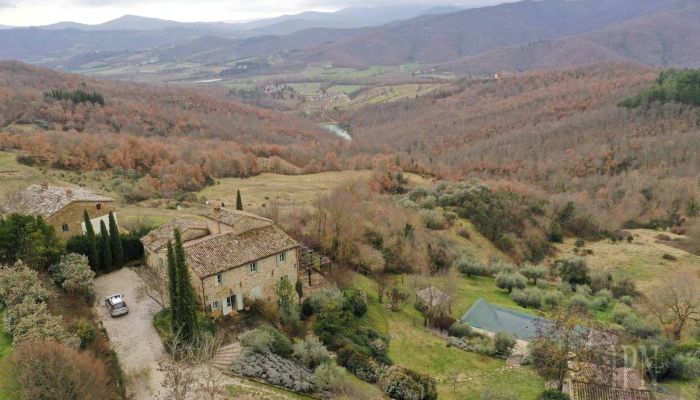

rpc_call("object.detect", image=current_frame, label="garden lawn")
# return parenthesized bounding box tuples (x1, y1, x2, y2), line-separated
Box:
(352, 273, 544, 400)
(0, 311, 20, 400)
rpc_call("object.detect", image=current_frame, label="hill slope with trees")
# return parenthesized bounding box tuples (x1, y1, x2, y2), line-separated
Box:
(338, 63, 700, 230)
(0, 61, 349, 199)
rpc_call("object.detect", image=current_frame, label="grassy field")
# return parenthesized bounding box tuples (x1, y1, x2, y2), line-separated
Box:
(553, 229, 700, 294)
(1, 150, 434, 229)
(200, 171, 431, 213)
(0, 312, 19, 400)
(352, 273, 544, 400)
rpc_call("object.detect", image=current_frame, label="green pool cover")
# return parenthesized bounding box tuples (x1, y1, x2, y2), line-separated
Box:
(460, 298, 543, 341)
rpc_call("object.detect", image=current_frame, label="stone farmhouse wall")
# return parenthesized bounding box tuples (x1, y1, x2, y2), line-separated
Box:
(47, 200, 116, 240)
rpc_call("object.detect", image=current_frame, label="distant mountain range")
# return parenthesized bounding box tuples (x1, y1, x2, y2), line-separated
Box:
(283, 0, 694, 67)
(438, 3, 700, 74)
(1, 0, 699, 75)
(28, 5, 466, 35)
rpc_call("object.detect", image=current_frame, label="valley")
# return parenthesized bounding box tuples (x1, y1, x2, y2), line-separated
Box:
(1, 1, 700, 399)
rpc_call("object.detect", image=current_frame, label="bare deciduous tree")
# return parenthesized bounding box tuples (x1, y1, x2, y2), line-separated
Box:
(137, 264, 167, 309)
(412, 268, 456, 327)
(530, 309, 612, 392)
(645, 274, 700, 340)
(161, 331, 225, 400)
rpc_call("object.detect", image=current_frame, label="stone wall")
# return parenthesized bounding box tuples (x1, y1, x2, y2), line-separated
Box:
(143, 245, 300, 316)
(47, 200, 116, 240)
(201, 248, 299, 314)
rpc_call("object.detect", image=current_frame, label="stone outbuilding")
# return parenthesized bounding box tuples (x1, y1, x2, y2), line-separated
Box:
(2, 183, 116, 240)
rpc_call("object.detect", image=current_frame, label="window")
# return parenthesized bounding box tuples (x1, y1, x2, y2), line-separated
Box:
(226, 296, 234, 308)
(249, 261, 258, 273)
(62, 224, 69, 232)
(211, 301, 220, 311)
(216, 273, 223, 285)
(277, 251, 286, 263)
(96, 203, 102, 210)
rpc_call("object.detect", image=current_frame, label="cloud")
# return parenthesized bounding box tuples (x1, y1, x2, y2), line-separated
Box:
(0, 0, 16, 8)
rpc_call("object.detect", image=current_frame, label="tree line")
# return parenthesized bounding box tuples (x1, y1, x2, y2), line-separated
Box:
(619, 69, 700, 108)
(66, 210, 144, 273)
(44, 89, 105, 106)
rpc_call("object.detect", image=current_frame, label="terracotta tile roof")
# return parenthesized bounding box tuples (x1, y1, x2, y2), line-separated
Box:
(570, 364, 650, 400)
(140, 217, 210, 252)
(184, 224, 299, 278)
(3, 184, 113, 217)
(570, 381, 652, 400)
(572, 364, 646, 390)
(200, 208, 273, 234)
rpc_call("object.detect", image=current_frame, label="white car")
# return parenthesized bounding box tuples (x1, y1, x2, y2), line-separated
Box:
(105, 294, 129, 317)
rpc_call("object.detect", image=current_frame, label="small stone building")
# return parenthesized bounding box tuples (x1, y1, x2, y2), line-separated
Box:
(141, 207, 300, 317)
(2, 183, 116, 240)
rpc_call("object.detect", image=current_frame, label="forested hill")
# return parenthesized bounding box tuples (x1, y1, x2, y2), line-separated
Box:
(284, 0, 693, 69)
(338, 63, 700, 230)
(0, 61, 347, 199)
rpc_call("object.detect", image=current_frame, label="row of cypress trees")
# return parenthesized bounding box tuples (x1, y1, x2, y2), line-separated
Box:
(83, 210, 124, 272)
(166, 228, 199, 343)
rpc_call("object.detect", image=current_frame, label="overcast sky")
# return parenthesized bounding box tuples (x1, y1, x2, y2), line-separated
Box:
(0, 0, 504, 26)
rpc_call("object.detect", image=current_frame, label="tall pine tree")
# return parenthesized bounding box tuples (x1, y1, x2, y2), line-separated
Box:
(108, 212, 124, 267)
(166, 241, 180, 334)
(236, 190, 243, 210)
(83, 210, 98, 270)
(99, 220, 112, 272)
(173, 228, 199, 342)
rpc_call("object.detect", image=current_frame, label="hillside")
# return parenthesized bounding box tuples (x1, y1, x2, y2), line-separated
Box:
(4, 0, 698, 77)
(285, 0, 690, 68)
(338, 63, 700, 230)
(439, 3, 700, 74)
(0, 61, 343, 199)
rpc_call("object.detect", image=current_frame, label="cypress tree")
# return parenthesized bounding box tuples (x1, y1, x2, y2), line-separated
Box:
(99, 220, 112, 272)
(295, 278, 304, 304)
(236, 190, 243, 211)
(166, 241, 180, 334)
(83, 210, 98, 270)
(108, 212, 124, 267)
(173, 229, 199, 341)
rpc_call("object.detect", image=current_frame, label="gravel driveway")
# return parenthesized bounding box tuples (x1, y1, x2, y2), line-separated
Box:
(94, 267, 166, 400)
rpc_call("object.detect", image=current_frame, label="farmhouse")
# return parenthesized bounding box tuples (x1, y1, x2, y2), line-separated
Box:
(141, 206, 301, 317)
(1, 183, 116, 240)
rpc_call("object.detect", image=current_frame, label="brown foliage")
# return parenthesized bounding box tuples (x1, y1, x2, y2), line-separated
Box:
(13, 340, 112, 400)
(340, 64, 700, 228)
(0, 61, 358, 196)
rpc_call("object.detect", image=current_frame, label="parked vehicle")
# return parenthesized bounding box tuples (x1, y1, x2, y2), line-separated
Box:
(105, 294, 128, 317)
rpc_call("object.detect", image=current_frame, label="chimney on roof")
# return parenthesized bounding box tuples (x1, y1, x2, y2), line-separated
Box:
(40, 183, 48, 190)
(65, 188, 73, 198)
(207, 200, 223, 234)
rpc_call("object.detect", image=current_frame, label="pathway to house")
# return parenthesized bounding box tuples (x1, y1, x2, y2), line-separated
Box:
(94, 267, 167, 400)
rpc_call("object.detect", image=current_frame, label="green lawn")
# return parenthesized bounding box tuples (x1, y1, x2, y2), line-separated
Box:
(352, 273, 544, 400)
(662, 378, 700, 399)
(0, 312, 20, 400)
